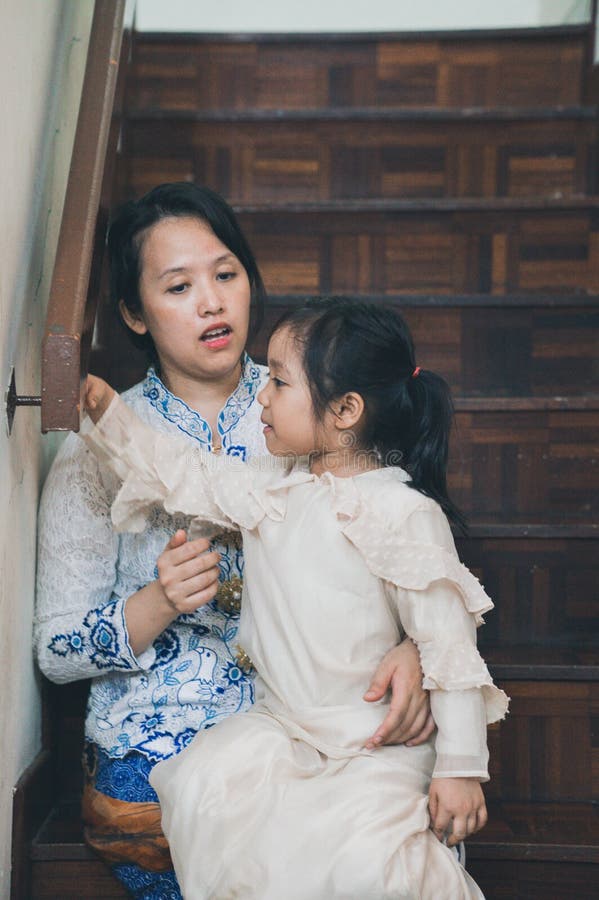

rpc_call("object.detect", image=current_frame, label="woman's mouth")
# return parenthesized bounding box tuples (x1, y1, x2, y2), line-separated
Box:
(200, 325, 232, 349)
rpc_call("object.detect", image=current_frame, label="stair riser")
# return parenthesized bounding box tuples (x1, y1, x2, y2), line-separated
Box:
(486, 681, 599, 803)
(236, 209, 599, 296)
(250, 302, 599, 397)
(467, 859, 599, 900)
(124, 117, 598, 203)
(458, 538, 599, 648)
(128, 34, 587, 111)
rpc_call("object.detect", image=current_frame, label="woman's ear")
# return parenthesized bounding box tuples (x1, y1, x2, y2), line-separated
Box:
(119, 299, 148, 335)
(331, 392, 365, 430)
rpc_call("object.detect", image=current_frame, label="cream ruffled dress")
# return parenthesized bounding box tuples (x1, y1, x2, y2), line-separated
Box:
(82, 397, 508, 900)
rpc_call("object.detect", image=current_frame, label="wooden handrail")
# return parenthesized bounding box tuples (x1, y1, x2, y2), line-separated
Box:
(41, 0, 134, 432)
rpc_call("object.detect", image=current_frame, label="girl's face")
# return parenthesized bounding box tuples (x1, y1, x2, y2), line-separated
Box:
(258, 327, 318, 456)
(123, 216, 251, 386)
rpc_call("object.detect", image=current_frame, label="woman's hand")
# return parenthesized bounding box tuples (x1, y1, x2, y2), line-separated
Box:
(156, 529, 221, 615)
(84, 375, 116, 422)
(428, 778, 487, 847)
(125, 530, 221, 656)
(363, 639, 434, 749)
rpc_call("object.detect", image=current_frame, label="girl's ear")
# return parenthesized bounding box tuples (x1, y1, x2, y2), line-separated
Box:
(119, 299, 148, 335)
(331, 391, 365, 430)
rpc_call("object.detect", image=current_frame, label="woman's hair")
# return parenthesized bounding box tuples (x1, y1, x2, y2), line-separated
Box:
(273, 298, 465, 529)
(107, 182, 266, 363)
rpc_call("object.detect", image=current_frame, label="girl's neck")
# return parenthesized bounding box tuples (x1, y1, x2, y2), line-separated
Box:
(309, 448, 381, 479)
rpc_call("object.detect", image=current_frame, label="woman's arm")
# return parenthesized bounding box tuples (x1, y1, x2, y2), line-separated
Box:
(363, 639, 434, 749)
(36, 416, 220, 679)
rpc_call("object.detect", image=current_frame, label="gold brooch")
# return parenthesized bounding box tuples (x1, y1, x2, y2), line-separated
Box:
(215, 576, 243, 614)
(234, 644, 255, 674)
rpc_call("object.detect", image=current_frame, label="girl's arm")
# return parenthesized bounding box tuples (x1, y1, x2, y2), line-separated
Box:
(81, 377, 286, 534)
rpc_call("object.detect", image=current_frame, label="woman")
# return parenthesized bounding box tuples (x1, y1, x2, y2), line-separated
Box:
(35, 183, 433, 900)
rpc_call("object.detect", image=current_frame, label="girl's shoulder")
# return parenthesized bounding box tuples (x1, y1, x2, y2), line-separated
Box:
(354, 467, 443, 529)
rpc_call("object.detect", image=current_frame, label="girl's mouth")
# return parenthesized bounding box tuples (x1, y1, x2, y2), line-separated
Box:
(200, 326, 232, 349)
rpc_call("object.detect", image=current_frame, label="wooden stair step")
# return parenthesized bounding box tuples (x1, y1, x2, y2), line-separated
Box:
(467, 801, 599, 863)
(123, 111, 599, 204)
(128, 28, 589, 112)
(485, 645, 599, 681)
(127, 105, 599, 121)
(233, 205, 599, 296)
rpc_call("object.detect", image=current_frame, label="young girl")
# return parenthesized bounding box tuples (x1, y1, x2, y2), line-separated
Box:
(82, 298, 508, 899)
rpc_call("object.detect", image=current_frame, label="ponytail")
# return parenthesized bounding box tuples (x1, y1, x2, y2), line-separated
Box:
(382, 369, 466, 531)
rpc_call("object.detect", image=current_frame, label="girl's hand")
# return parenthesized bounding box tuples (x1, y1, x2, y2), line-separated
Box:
(156, 529, 221, 615)
(428, 778, 487, 847)
(84, 375, 116, 423)
(363, 639, 434, 749)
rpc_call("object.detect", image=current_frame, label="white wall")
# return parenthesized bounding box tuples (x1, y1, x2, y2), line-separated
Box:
(0, 0, 94, 893)
(135, 0, 592, 32)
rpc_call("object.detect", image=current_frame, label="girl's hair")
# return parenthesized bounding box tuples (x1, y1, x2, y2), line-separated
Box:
(107, 182, 266, 363)
(274, 298, 465, 529)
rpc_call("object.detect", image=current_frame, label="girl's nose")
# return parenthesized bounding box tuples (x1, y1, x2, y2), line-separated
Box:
(257, 385, 268, 407)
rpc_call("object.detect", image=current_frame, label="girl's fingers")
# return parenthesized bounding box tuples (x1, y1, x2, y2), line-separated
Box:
(431, 806, 452, 842)
(446, 814, 467, 847)
(466, 813, 479, 837)
(476, 804, 488, 832)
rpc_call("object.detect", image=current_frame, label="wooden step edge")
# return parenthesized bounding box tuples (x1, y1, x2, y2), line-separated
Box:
(233, 196, 599, 214)
(265, 292, 599, 308)
(467, 801, 599, 864)
(134, 24, 591, 44)
(459, 523, 599, 538)
(489, 662, 599, 681)
(454, 396, 599, 411)
(126, 105, 599, 122)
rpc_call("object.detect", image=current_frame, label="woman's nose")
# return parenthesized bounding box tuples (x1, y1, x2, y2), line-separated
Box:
(197, 285, 224, 316)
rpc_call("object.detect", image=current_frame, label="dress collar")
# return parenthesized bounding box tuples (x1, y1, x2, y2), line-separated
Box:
(142, 354, 263, 448)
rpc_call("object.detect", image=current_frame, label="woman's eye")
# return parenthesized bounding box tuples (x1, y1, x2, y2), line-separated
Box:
(216, 271, 235, 282)
(168, 283, 188, 294)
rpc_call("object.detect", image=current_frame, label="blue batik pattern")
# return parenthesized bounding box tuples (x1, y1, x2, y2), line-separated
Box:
(36, 360, 268, 764)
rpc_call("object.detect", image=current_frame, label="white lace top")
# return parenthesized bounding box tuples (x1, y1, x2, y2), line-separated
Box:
(82, 394, 509, 780)
(35, 357, 268, 761)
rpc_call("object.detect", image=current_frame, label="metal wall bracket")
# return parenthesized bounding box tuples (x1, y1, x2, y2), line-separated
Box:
(5, 368, 41, 435)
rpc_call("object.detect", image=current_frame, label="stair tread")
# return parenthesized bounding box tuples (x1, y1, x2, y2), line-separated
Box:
(32, 800, 599, 863)
(468, 801, 599, 862)
(233, 196, 599, 213)
(128, 105, 599, 121)
(484, 645, 599, 681)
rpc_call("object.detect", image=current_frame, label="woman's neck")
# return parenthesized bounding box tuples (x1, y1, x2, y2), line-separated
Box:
(158, 360, 242, 429)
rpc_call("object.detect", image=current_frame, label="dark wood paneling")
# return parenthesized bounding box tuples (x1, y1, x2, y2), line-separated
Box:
(449, 410, 599, 521)
(456, 538, 599, 647)
(252, 301, 599, 396)
(235, 207, 599, 295)
(122, 116, 598, 202)
(484, 683, 599, 802)
(127, 33, 588, 111)
(31, 861, 128, 899)
(467, 859, 599, 900)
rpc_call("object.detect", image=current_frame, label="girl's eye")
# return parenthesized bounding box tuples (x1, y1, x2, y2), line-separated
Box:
(168, 283, 189, 295)
(271, 376, 286, 388)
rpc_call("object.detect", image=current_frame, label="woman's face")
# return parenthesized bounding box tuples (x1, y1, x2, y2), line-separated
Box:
(124, 216, 252, 385)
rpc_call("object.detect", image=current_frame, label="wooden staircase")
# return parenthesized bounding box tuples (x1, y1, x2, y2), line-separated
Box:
(26, 24, 598, 899)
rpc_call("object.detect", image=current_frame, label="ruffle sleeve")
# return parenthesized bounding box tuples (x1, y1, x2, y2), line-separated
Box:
(331, 474, 509, 728)
(80, 395, 311, 534)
